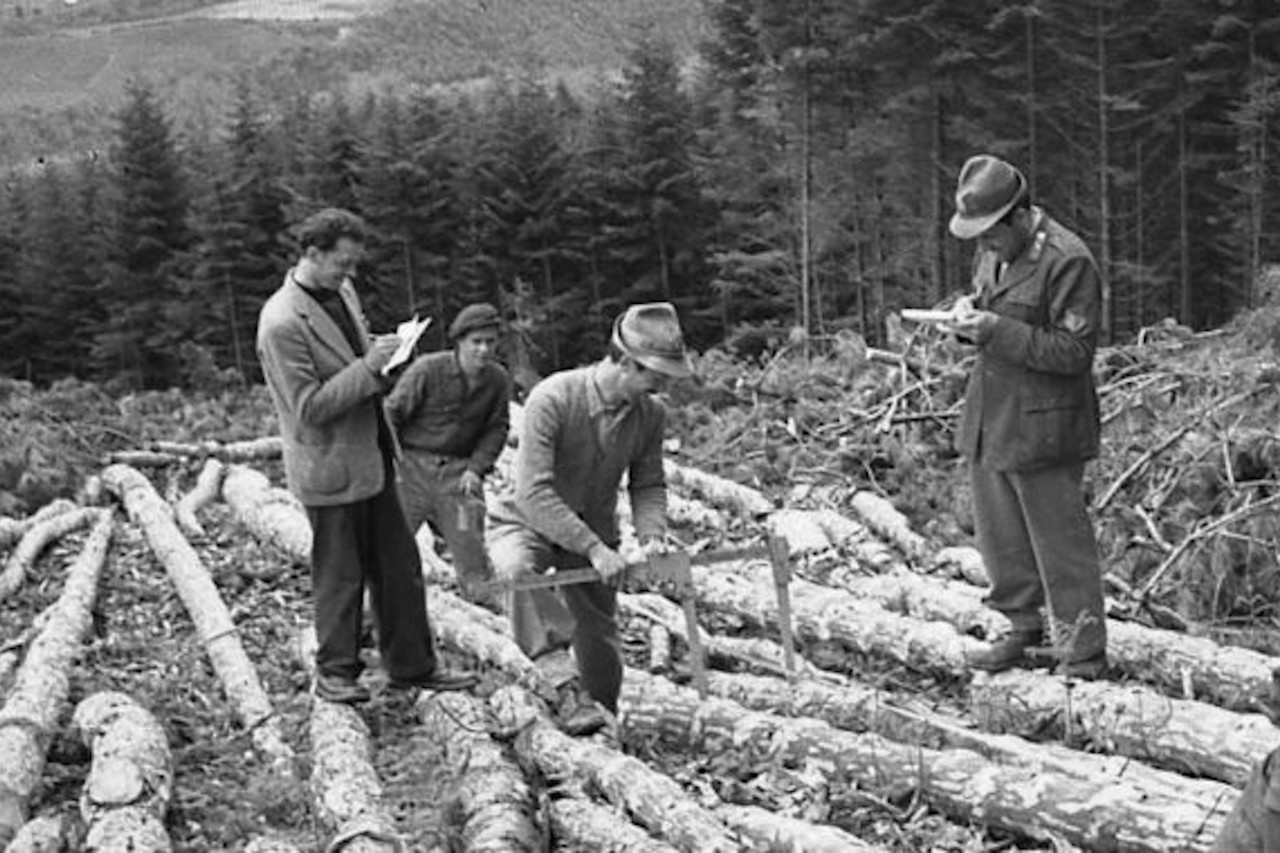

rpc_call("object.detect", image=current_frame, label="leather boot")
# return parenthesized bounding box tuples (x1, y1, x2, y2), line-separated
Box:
(967, 627, 1043, 673)
(555, 681, 610, 736)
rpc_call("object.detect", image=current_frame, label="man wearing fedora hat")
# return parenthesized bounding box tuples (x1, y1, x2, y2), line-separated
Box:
(386, 302, 512, 605)
(487, 301, 693, 735)
(942, 154, 1108, 679)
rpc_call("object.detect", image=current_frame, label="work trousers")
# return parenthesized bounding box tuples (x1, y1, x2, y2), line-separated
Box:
(306, 472, 436, 683)
(487, 519, 622, 713)
(397, 451, 493, 599)
(970, 461, 1107, 661)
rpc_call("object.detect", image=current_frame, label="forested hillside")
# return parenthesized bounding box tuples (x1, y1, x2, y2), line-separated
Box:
(2, 1, 1280, 393)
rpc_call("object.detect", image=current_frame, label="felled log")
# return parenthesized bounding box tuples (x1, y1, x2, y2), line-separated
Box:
(5, 811, 84, 852)
(72, 691, 172, 852)
(0, 509, 112, 843)
(151, 437, 282, 462)
(930, 544, 989, 586)
(969, 670, 1277, 787)
(620, 670, 1228, 853)
(491, 685, 740, 853)
(548, 798, 678, 853)
(663, 460, 773, 518)
(310, 701, 403, 852)
(415, 691, 539, 852)
(103, 450, 181, 468)
(803, 566, 1007, 640)
(807, 509, 901, 574)
(243, 837, 304, 853)
(173, 459, 225, 539)
(0, 498, 78, 550)
(847, 491, 928, 562)
(101, 464, 294, 775)
(714, 803, 884, 852)
(221, 466, 310, 566)
(0, 505, 101, 604)
(767, 509, 832, 555)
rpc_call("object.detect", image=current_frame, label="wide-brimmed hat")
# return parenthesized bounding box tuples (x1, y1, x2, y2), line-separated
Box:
(449, 302, 502, 341)
(949, 155, 1027, 239)
(611, 302, 693, 378)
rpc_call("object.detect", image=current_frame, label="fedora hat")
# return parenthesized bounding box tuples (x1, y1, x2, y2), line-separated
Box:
(448, 302, 501, 341)
(611, 302, 693, 378)
(949, 155, 1027, 239)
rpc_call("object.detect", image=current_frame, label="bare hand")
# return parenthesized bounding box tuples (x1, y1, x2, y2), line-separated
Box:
(940, 299, 997, 341)
(638, 534, 680, 558)
(588, 543, 627, 583)
(364, 333, 401, 373)
(459, 469, 483, 497)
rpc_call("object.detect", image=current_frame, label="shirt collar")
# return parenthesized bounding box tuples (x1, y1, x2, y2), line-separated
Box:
(589, 360, 631, 416)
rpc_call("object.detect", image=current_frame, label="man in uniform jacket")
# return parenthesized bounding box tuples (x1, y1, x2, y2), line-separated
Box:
(941, 155, 1108, 678)
(256, 206, 476, 704)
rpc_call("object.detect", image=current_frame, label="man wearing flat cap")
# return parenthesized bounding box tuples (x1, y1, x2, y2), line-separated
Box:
(487, 301, 693, 735)
(386, 302, 512, 604)
(941, 154, 1108, 679)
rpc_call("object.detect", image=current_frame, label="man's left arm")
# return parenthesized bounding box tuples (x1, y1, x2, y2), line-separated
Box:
(628, 405, 669, 543)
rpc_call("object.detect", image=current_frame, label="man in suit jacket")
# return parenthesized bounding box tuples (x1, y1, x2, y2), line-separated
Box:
(256, 207, 476, 704)
(942, 155, 1108, 678)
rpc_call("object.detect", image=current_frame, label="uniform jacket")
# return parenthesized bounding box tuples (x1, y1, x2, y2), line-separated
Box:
(958, 210, 1102, 471)
(257, 270, 393, 506)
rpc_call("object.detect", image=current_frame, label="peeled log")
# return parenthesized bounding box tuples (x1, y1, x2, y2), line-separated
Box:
(0, 509, 112, 842)
(768, 509, 832, 555)
(492, 685, 740, 853)
(548, 798, 679, 852)
(0, 506, 100, 604)
(620, 671, 1227, 853)
(969, 670, 1276, 787)
(415, 691, 540, 852)
(847, 491, 928, 562)
(151, 436, 282, 462)
(174, 458, 225, 538)
(101, 464, 294, 775)
(72, 691, 172, 852)
(221, 466, 310, 566)
(714, 803, 884, 852)
(663, 459, 773, 518)
(0, 498, 79, 551)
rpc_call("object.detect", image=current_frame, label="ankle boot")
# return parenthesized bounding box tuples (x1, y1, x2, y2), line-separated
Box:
(967, 628, 1043, 673)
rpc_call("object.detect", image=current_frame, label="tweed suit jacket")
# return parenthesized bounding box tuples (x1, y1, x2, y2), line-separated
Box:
(957, 212, 1102, 471)
(257, 270, 393, 506)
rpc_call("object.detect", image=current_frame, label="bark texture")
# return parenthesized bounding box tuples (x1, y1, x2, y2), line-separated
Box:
(492, 686, 740, 853)
(547, 798, 678, 852)
(662, 459, 773, 518)
(102, 464, 294, 774)
(0, 509, 112, 842)
(72, 691, 173, 852)
(415, 691, 540, 852)
(5, 811, 83, 852)
(310, 699, 403, 852)
(714, 803, 885, 852)
(0, 498, 78, 550)
(847, 490, 929, 562)
(620, 670, 1229, 853)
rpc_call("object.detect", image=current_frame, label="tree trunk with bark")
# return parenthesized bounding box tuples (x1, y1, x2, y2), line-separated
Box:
(491, 686, 740, 853)
(415, 691, 540, 852)
(0, 506, 101, 603)
(310, 700, 404, 852)
(5, 812, 83, 852)
(620, 671, 1228, 853)
(846, 491, 928, 562)
(0, 508, 112, 844)
(969, 670, 1276, 787)
(72, 691, 173, 852)
(221, 466, 310, 566)
(714, 803, 884, 852)
(174, 459, 225, 539)
(662, 460, 773, 518)
(102, 464, 295, 775)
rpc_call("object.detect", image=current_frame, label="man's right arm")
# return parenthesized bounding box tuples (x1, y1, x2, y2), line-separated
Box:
(259, 315, 384, 427)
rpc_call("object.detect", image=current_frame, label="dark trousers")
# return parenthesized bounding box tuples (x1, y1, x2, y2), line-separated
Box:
(306, 476, 436, 682)
(970, 461, 1107, 660)
(488, 519, 622, 713)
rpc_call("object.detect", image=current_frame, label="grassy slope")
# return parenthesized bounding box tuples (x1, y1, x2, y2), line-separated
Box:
(0, 0, 708, 157)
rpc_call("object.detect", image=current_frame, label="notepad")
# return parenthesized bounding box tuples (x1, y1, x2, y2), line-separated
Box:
(382, 315, 431, 375)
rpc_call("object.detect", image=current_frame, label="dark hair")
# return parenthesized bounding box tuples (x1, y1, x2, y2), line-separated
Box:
(296, 207, 367, 251)
(996, 192, 1033, 227)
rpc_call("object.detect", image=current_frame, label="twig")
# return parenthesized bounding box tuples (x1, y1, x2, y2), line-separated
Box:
(1136, 491, 1280, 600)
(1094, 426, 1192, 512)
